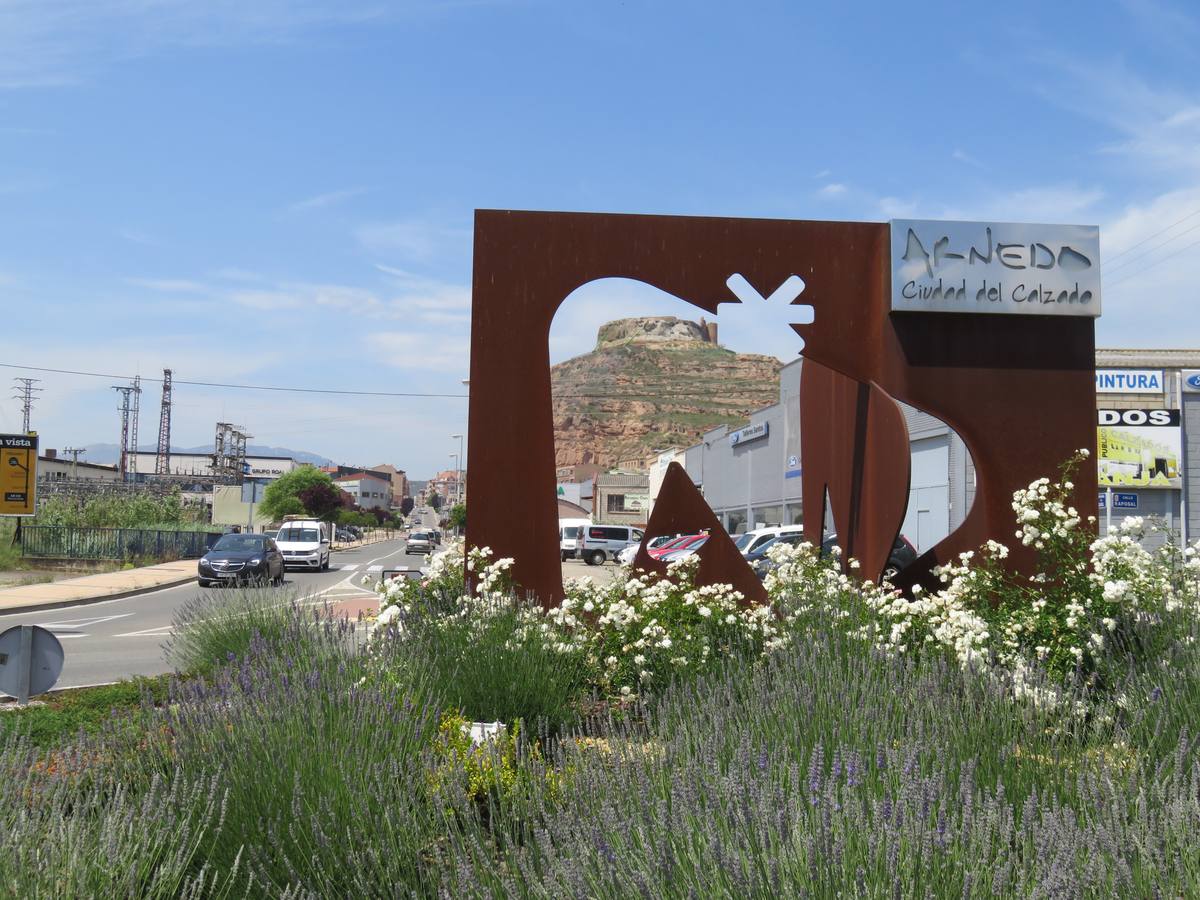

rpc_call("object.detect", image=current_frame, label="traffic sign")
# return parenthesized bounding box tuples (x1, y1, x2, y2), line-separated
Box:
(0, 625, 64, 703)
(0, 433, 37, 516)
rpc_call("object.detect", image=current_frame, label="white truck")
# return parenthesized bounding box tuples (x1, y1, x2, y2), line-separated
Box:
(275, 517, 332, 571)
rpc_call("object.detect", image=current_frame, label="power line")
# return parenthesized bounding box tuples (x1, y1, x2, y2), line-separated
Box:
(1105, 205, 1200, 265)
(1104, 218, 1200, 275)
(0, 363, 468, 398)
(0, 361, 762, 402)
(1106, 234, 1200, 289)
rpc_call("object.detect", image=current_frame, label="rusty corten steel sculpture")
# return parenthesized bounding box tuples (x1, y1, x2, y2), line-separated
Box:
(799, 360, 912, 583)
(630, 462, 768, 605)
(466, 209, 1098, 608)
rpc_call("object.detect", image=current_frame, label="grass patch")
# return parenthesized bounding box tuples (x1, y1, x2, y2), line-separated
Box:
(164, 583, 314, 676)
(0, 676, 169, 748)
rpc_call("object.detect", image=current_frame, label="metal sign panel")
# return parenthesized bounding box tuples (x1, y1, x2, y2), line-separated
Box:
(0, 625, 64, 700)
(1182, 370, 1200, 393)
(0, 433, 37, 516)
(729, 422, 769, 446)
(891, 219, 1101, 316)
(1114, 492, 1139, 509)
(1095, 369, 1164, 393)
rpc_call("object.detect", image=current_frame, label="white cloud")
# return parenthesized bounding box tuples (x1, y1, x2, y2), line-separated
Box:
(0, 1, 398, 89)
(367, 331, 470, 373)
(818, 183, 847, 197)
(951, 148, 986, 169)
(125, 277, 208, 293)
(287, 187, 367, 213)
(355, 219, 470, 262)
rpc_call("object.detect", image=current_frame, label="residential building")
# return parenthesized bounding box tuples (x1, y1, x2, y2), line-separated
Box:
(333, 472, 393, 510)
(593, 471, 650, 526)
(369, 463, 409, 506)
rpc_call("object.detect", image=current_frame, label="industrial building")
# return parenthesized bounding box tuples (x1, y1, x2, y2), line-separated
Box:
(652, 350, 1192, 556)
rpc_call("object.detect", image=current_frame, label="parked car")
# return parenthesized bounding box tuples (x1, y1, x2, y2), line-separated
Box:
(648, 533, 701, 560)
(275, 519, 331, 571)
(822, 533, 918, 581)
(198, 533, 285, 587)
(335, 527, 356, 543)
(616, 533, 681, 566)
(406, 531, 435, 555)
(734, 526, 805, 557)
(657, 534, 709, 563)
(577, 524, 644, 566)
(748, 532, 918, 581)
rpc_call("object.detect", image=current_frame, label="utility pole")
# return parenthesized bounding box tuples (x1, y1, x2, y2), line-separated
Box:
(63, 446, 86, 480)
(12, 378, 41, 433)
(128, 375, 142, 476)
(112, 384, 136, 482)
(155, 369, 173, 475)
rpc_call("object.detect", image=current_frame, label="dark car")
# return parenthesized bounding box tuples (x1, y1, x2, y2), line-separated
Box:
(749, 532, 918, 582)
(198, 533, 285, 587)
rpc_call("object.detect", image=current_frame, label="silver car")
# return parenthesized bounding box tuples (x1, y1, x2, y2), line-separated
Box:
(406, 531, 434, 555)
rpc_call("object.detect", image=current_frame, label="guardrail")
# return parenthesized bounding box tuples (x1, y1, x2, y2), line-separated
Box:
(19, 526, 222, 561)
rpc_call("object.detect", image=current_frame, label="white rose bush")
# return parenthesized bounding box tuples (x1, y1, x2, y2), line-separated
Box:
(364, 449, 1200, 716)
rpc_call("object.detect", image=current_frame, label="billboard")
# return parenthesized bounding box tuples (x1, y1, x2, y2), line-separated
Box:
(0, 433, 38, 516)
(1097, 409, 1181, 489)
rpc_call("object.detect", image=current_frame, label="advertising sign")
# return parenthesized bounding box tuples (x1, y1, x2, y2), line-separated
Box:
(1182, 371, 1200, 393)
(891, 219, 1101, 317)
(730, 422, 768, 447)
(1095, 370, 1163, 394)
(1097, 409, 1181, 489)
(0, 433, 38, 516)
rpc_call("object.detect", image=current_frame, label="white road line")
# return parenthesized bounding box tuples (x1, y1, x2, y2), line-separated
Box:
(367, 564, 383, 572)
(52, 633, 89, 639)
(114, 625, 174, 637)
(37, 613, 133, 629)
(339, 564, 360, 571)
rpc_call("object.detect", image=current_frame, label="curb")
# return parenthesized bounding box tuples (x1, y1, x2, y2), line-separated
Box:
(0, 573, 199, 617)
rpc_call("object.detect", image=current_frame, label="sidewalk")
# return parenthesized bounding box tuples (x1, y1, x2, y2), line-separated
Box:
(0, 559, 198, 615)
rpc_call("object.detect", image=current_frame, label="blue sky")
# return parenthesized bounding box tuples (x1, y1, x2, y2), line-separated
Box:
(3, 0, 1200, 477)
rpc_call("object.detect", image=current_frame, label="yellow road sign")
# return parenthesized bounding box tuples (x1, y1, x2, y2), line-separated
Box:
(0, 433, 37, 516)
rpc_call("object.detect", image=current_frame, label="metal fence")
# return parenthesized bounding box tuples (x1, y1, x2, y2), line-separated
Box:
(19, 526, 222, 561)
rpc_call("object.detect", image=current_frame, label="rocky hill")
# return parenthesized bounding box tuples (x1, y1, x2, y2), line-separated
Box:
(552, 317, 781, 468)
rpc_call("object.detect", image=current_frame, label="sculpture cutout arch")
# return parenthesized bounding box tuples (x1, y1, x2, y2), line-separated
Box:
(467, 209, 1098, 608)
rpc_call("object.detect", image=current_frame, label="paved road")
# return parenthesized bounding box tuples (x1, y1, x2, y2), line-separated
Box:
(0, 538, 423, 690)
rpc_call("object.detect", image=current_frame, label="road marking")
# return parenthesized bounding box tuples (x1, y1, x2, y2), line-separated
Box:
(367, 564, 383, 572)
(37, 613, 133, 629)
(339, 564, 360, 571)
(114, 625, 174, 637)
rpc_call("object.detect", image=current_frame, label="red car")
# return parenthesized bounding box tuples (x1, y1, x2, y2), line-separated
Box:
(649, 533, 706, 559)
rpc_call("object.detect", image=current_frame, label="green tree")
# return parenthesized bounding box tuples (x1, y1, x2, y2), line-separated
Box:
(428, 492, 442, 511)
(259, 466, 343, 522)
(448, 503, 466, 533)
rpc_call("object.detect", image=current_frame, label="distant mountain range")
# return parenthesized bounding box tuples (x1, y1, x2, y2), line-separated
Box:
(72, 443, 335, 467)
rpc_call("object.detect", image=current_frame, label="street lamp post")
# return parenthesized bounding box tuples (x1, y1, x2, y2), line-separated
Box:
(451, 432, 464, 506)
(448, 452, 460, 534)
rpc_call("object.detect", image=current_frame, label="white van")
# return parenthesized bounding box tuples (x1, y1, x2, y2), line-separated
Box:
(734, 525, 805, 557)
(577, 524, 644, 566)
(276, 518, 331, 571)
(558, 518, 591, 561)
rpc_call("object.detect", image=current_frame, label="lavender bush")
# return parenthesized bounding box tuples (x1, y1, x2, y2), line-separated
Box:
(440, 625, 1200, 897)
